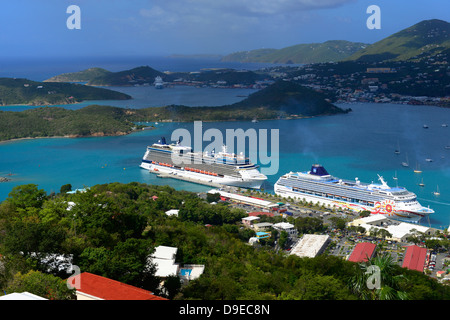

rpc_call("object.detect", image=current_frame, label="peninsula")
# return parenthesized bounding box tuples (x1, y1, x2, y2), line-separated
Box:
(0, 77, 131, 106)
(0, 81, 348, 142)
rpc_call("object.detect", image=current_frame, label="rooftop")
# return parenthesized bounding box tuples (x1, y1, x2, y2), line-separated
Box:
(402, 245, 428, 273)
(290, 234, 330, 258)
(71, 272, 167, 300)
(348, 242, 376, 263)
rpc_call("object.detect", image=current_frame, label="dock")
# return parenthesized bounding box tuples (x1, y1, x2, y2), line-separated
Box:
(155, 172, 223, 188)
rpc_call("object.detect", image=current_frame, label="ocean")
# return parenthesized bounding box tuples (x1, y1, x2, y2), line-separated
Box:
(0, 57, 449, 229)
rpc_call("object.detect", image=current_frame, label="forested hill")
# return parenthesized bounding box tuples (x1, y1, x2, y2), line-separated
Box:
(0, 81, 348, 142)
(87, 66, 170, 86)
(44, 67, 111, 83)
(127, 80, 349, 122)
(346, 19, 450, 62)
(0, 105, 140, 141)
(221, 40, 368, 64)
(0, 78, 131, 106)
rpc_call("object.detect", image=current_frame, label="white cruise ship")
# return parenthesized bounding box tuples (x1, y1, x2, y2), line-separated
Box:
(140, 137, 267, 189)
(274, 164, 434, 222)
(154, 76, 164, 89)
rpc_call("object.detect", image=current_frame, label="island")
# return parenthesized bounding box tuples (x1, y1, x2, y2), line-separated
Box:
(0, 81, 349, 142)
(0, 77, 131, 106)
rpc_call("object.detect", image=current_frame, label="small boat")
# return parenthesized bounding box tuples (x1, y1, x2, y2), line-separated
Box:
(414, 163, 422, 173)
(423, 125, 429, 129)
(425, 158, 433, 162)
(394, 141, 400, 155)
(433, 185, 440, 196)
(419, 178, 425, 187)
(402, 153, 409, 167)
(442, 124, 448, 127)
(445, 146, 450, 150)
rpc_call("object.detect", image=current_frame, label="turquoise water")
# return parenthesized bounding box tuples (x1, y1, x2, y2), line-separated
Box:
(0, 86, 449, 229)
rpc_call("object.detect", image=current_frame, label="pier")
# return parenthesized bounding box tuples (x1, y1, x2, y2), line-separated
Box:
(155, 172, 223, 188)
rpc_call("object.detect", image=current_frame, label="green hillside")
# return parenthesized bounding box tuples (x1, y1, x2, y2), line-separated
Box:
(220, 48, 278, 63)
(0, 105, 139, 141)
(44, 67, 111, 83)
(129, 80, 348, 122)
(0, 78, 131, 106)
(221, 40, 368, 64)
(0, 81, 348, 141)
(347, 19, 450, 62)
(87, 66, 171, 86)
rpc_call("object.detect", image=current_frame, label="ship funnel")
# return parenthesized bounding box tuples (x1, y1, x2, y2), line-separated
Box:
(310, 164, 329, 176)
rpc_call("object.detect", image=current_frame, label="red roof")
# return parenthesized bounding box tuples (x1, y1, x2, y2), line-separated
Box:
(402, 245, 427, 272)
(248, 211, 274, 217)
(69, 272, 168, 300)
(348, 242, 376, 263)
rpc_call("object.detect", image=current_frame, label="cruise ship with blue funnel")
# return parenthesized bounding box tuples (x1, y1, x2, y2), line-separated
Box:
(274, 164, 434, 222)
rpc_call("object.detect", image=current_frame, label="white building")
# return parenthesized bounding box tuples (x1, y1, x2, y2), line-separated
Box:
(149, 246, 179, 278)
(208, 189, 279, 210)
(0, 292, 47, 300)
(348, 216, 438, 242)
(165, 209, 179, 217)
(273, 222, 298, 239)
(242, 216, 260, 226)
(290, 234, 330, 258)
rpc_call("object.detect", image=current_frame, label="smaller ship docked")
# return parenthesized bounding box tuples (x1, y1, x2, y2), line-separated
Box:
(274, 164, 434, 222)
(140, 138, 267, 189)
(154, 76, 164, 89)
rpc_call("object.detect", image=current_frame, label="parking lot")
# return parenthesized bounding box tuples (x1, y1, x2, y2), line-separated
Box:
(206, 190, 450, 281)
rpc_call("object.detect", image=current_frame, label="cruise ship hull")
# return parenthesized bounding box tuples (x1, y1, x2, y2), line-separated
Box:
(274, 184, 429, 222)
(274, 164, 434, 223)
(141, 162, 265, 189)
(140, 141, 267, 189)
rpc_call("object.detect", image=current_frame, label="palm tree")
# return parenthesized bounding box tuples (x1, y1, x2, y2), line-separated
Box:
(350, 253, 408, 300)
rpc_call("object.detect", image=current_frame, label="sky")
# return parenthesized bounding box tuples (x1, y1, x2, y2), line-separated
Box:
(0, 0, 448, 58)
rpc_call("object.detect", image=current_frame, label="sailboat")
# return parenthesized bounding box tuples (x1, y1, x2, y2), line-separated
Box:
(419, 178, 425, 187)
(414, 163, 422, 173)
(394, 141, 400, 155)
(393, 171, 398, 180)
(401, 153, 409, 167)
(433, 185, 440, 196)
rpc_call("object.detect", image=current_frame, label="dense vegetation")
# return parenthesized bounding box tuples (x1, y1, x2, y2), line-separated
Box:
(0, 182, 448, 300)
(221, 40, 368, 64)
(0, 81, 348, 142)
(47, 66, 269, 87)
(346, 19, 450, 62)
(86, 66, 170, 86)
(44, 67, 111, 83)
(0, 105, 141, 141)
(0, 78, 130, 106)
(122, 80, 348, 123)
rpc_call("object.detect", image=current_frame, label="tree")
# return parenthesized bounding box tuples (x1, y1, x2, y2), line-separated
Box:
(77, 238, 157, 291)
(206, 192, 220, 203)
(6, 184, 47, 209)
(5, 270, 76, 300)
(350, 253, 408, 300)
(329, 216, 347, 230)
(60, 184, 72, 194)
